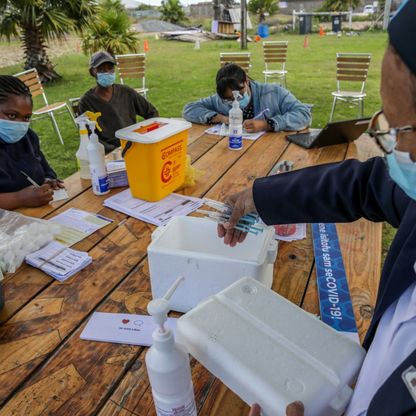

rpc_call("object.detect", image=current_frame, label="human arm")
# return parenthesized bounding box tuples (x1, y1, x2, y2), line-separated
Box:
(182, 95, 226, 124)
(267, 89, 311, 132)
(133, 91, 159, 119)
(243, 119, 273, 133)
(218, 158, 410, 245)
(0, 185, 54, 210)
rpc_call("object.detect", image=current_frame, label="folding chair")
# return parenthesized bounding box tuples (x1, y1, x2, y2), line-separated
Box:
(262, 41, 288, 87)
(220, 52, 251, 73)
(14, 68, 76, 145)
(115, 53, 149, 98)
(329, 53, 372, 122)
(68, 97, 81, 118)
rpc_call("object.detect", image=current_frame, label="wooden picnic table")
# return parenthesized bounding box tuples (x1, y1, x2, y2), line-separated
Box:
(0, 124, 383, 416)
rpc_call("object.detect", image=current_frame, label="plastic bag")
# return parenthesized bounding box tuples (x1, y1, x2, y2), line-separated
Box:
(177, 155, 204, 190)
(0, 209, 61, 274)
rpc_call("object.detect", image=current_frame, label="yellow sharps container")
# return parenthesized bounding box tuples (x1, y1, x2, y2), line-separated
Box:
(115, 118, 191, 202)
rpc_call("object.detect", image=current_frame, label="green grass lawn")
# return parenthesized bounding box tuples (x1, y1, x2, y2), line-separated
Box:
(0, 31, 396, 249)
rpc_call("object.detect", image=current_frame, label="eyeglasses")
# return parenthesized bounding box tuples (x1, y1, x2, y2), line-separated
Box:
(367, 110, 416, 154)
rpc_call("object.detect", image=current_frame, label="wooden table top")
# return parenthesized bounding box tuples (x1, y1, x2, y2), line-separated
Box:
(0, 125, 383, 416)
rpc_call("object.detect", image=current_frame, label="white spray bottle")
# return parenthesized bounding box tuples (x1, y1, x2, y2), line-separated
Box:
(146, 277, 197, 416)
(87, 120, 109, 195)
(228, 90, 243, 150)
(75, 116, 91, 180)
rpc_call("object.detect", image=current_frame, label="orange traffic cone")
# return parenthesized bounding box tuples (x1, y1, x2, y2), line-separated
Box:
(303, 35, 309, 49)
(144, 39, 149, 52)
(319, 25, 325, 37)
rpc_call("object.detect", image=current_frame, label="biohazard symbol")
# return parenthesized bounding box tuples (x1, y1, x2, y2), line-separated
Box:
(161, 161, 173, 183)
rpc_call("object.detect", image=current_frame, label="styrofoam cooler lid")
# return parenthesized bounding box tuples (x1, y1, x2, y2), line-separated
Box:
(115, 117, 192, 144)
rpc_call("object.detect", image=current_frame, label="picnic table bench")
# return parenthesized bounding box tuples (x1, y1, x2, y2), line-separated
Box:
(0, 124, 382, 416)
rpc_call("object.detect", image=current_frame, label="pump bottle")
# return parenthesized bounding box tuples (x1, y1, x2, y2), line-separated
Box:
(75, 117, 91, 180)
(228, 90, 243, 150)
(146, 277, 197, 416)
(87, 120, 109, 195)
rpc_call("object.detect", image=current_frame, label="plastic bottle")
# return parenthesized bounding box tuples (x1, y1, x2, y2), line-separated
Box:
(75, 117, 91, 180)
(228, 90, 243, 150)
(146, 277, 197, 416)
(87, 120, 109, 195)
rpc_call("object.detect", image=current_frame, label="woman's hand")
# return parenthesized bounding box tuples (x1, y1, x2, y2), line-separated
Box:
(45, 178, 65, 190)
(243, 119, 270, 133)
(217, 187, 256, 247)
(17, 184, 54, 207)
(248, 402, 304, 416)
(212, 114, 229, 125)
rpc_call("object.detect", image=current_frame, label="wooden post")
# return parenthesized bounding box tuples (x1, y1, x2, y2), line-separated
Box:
(241, 0, 248, 50)
(383, 0, 392, 30)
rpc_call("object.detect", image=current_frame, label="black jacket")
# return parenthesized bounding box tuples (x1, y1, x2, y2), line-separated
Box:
(253, 157, 416, 415)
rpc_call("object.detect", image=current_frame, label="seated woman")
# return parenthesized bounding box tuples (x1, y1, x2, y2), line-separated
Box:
(183, 64, 311, 133)
(0, 75, 64, 210)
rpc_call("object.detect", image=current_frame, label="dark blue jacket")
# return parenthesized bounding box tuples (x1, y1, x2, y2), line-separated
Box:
(253, 157, 416, 415)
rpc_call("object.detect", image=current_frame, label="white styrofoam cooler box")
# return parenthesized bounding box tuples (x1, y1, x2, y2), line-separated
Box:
(147, 216, 277, 313)
(176, 277, 366, 416)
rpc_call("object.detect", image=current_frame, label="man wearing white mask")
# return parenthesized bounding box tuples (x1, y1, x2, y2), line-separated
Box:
(79, 51, 159, 153)
(219, 2, 416, 415)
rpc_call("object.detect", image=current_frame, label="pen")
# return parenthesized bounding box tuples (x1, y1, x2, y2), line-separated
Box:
(253, 108, 270, 120)
(20, 170, 41, 188)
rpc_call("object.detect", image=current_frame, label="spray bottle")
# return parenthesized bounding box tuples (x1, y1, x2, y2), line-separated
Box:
(87, 120, 109, 195)
(228, 90, 243, 150)
(75, 116, 91, 179)
(146, 277, 197, 416)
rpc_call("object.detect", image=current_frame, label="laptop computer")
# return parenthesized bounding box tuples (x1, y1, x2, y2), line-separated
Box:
(286, 118, 371, 149)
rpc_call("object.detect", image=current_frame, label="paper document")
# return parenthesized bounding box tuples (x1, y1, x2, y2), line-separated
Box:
(103, 189, 203, 226)
(80, 312, 177, 346)
(52, 188, 69, 202)
(106, 160, 128, 188)
(274, 223, 307, 242)
(25, 240, 92, 281)
(50, 208, 113, 246)
(205, 123, 265, 141)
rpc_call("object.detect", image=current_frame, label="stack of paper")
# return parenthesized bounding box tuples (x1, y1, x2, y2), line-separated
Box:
(25, 240, 92, 281)
(205, 124, 265, 141)
(103, 189, 203, 226)
(106, 160, 128, 188)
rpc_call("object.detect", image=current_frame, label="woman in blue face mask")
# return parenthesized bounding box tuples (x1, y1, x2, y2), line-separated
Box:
(183, 63, 311, 133)
(0, 75, 64, 210)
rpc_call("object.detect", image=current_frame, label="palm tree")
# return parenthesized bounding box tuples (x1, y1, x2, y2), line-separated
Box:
(82, 0, 140, 56)
(160, 0, 187, 25)
(322, 0, 360, 11)
(248, 0, 279, 23)
(0, 0, 96, 82)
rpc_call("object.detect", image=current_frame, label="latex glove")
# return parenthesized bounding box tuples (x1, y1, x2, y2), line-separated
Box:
(243, 119, 270, 133)
(45, 178, 65, 190)
(248, 402, 304, 416)
(18, 184, 54, 207)
(217, 187, 256, 247)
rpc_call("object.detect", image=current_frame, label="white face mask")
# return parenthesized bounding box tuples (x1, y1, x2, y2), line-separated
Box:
(385, 149, 416, 200)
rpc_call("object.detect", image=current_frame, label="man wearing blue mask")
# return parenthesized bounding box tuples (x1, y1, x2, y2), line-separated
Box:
(79, 51, 159, 153)
(219, 2, 416, 415)
(183, 63, 311, 133)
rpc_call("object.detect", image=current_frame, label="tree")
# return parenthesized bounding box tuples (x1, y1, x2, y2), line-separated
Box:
(0, 0, 96, 82)
(82, 0, 140, 56)
(160, 0, 187, 25)
(321, 0, 360, 11)
(248, 0, 279, 23)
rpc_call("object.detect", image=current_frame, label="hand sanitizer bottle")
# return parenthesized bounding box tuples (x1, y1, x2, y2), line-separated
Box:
(75, 117, 91, 180)
(146, 277, 197, 416)
(228, 90, 243, 150)
(87, 120, 109, 195)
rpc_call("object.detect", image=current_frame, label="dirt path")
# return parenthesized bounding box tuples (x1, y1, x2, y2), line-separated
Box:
(0, 36, 82, 69)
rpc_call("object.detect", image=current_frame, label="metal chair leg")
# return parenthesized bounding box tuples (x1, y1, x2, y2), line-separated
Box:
(66, 103, 77, 127)
(283, 74, 287, 89)
(329, 96, 337, 122)
(361, 99, 364, 118)
(49, 112, 64, 145)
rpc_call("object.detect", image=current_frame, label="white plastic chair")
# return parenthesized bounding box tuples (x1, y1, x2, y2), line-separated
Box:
(329, 53, 372, 122)
(262, 41, 288, 87)
(14, 68, 75, 145)
(115, 53, 149, 98)
(220, 52, 251, 73)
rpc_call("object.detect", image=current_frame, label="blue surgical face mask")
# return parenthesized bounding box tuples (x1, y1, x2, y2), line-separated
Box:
(385, 149, 416, 200)
(239, 92, 250, 109)
(0, 118, 30, 144)
(97, 72, 115, 88)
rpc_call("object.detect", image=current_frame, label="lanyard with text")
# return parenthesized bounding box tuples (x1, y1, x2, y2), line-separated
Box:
(312, 223, 359, 343)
